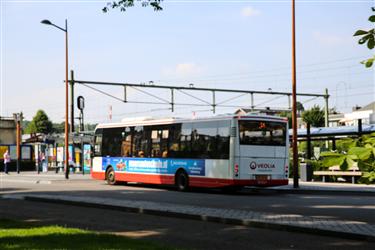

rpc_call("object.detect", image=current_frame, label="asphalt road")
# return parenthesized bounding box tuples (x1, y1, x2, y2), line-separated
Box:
(1, 177, 374, 225)
(0, 199, 374, 250)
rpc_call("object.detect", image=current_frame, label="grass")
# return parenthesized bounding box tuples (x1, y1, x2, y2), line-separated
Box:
(0, 219, 176, 250)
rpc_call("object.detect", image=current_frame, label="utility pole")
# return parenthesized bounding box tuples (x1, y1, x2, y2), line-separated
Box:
(324, 88, 330, 148)
(291, 0, 299, 188)
(324, 88, 329, 127)
(13, 113, 22, 174)
(70, 70, 75, 133)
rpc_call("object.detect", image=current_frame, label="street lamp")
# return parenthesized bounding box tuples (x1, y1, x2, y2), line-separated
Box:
(41, 19, 70, 179)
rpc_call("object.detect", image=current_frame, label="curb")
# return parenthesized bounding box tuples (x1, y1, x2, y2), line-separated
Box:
(245, 187, 375, 196)
(0, 179, 52, 185)
(22, 195, 375, 242)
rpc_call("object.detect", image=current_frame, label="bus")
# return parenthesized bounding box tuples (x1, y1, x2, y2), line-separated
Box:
(91, 114, 289, 191)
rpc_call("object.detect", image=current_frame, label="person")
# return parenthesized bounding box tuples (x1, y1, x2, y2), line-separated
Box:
(41, 152, 47, 172)
(3, 150, 10, 174)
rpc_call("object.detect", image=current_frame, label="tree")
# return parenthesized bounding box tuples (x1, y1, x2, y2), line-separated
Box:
(102, 0, 163, 13)
(353, 7, 375, 67)
(52, 122, 65, 134)
(296, 101, 305, 117)
(25, 110, 53, 134)
(302, 105, 325, 127)
(279, 111, 291, 129)
(278, 102, 304, 129)
(21, 120, 31, 133)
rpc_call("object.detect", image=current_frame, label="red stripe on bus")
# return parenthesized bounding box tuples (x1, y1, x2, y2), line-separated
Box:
(116, 172, 175, 185)
(189, 177, 288, 188)
(91, 171, 105, 180)
(91, 171, 288, 187)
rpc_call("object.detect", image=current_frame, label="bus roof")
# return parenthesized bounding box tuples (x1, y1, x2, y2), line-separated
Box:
(96, 114, 287, 129)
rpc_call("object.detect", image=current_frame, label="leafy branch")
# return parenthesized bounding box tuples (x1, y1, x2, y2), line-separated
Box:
(353, 7, 375, 67)
(103, 0, 163, 13)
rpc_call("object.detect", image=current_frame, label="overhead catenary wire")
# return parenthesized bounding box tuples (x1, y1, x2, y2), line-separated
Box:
(176, 89, 212, 105)
(129, 86, 170, 104)
(216, 92, 249, 105)
(156, 56, 369, 83)
(72, 55, 373, 124)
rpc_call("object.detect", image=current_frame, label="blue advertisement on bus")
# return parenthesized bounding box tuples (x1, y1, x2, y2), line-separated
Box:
(102, 157, 205, 176)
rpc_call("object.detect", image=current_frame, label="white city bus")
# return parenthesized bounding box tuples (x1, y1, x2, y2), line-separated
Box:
(91, 114, 289, 190)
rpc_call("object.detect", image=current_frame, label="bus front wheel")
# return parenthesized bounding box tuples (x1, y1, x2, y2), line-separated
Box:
(176, 170, 189, 191)
(106, 167, 116, 185)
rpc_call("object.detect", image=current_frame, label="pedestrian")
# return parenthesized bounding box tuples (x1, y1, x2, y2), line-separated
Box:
(41, 152, 47, 172)
(3, 150, 10, 174)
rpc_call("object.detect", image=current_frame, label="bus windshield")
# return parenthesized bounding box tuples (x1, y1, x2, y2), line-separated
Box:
(239, 120, 286, 146)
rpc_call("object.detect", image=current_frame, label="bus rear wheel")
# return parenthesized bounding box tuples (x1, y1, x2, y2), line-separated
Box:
(106, 167, 116, 185)
(176, 170, 189, 191)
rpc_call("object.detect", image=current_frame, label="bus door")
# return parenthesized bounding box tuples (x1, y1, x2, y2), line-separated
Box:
(237, 119, 288, 183)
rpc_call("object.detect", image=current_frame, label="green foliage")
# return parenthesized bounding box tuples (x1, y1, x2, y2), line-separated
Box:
(296, 101, 305, 116)
(354, 7, 375, 67)
(52, 122, 65, 134)
(21, 120, 30, 132)
(360, 171, 375, 184)
(320, 151, 347, 169)
(25, 110, 53, 135)
(103, 0, 163, 13)
(301, 105, 325, 127)
(279, 102, 304, 129)
(336, 138, 358, 152)
(279, 111, 292, 129)
(298, 141, 326, 159)
(306, 159, 324, 172)
(347, 147, 372, 161)
(319, 134, 375, 184)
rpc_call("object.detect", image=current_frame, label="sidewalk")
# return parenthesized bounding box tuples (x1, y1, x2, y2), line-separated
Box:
(248, 179, 375, 195)
(0, 171, 90, 184)
(3, 193, 374, 242)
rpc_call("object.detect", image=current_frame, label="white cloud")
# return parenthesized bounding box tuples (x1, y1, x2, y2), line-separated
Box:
(162, 63, 202, 77)
(313, 31, 344, 46)
(241, 6, 261, 18)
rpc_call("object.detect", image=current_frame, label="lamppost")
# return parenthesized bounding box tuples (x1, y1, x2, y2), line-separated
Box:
(41, 19, 70, 179)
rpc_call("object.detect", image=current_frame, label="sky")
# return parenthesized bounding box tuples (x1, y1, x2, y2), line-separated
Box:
(1, 0, 374, 124)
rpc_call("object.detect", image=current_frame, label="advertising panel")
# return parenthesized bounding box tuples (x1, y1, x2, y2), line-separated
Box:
(83, 144, 91, 172)
(102, 157, 205, 176)
(57, 147, 64, 162)
(0, 146, 8, 159)
(21, 146, 31, 160)
(68, 145, 73, 161)
(9, 146, 17, 159)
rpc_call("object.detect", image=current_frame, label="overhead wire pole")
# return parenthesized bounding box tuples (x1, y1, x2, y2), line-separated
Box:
(70, 70, 75, 133)
(75, 79, 328, 121)
(291, 0, 299, 188)
(73, 80, 327, 98)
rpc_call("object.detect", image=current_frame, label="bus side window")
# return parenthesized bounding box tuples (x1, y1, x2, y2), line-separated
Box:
(133, 126, 143, 158)
(121, 127, 133, 157)
(169, 124, 181, 158)
(94, 129, 103, 156)
(180, 123, 192, 158)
